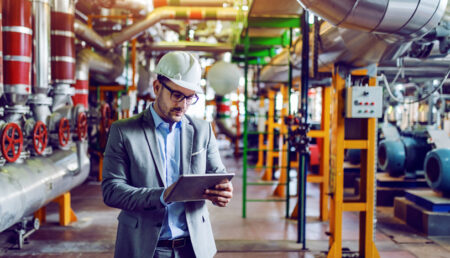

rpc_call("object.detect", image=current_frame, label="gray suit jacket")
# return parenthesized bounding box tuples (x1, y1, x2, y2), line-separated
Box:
(102, 108, 226, 258)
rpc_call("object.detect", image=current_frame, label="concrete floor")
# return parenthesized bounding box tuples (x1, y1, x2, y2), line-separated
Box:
(1, 147, 450, 257)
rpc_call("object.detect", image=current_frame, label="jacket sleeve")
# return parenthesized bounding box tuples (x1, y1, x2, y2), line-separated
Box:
(206, 123, 227, 174)
(101, 123, 165, 212)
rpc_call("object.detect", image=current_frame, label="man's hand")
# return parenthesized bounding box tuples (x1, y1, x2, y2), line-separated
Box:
(203, 179, 233, 207)
(163, 182, 177, 203)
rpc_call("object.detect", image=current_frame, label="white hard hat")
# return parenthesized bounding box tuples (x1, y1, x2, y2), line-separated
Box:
(155, 51, 203, 94)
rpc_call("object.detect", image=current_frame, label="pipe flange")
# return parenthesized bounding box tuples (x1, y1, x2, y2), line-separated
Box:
(28, 94, 53, 106)
(53, 84, 75, 96)
(4, 105, 30, 116)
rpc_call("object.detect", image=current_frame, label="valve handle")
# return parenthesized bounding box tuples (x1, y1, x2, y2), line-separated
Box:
(1, 123, 23, 162)
(101, 103, 112, 133)
(33, 121, 48, 155)
(58, 118, 71, 147)
(76, 112, 88, 141)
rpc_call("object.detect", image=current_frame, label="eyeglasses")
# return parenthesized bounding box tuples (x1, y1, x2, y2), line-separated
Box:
(159, 80, 199, 105)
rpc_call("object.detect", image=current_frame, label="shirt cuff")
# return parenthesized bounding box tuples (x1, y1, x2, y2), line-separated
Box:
(160, 189, 169, 207)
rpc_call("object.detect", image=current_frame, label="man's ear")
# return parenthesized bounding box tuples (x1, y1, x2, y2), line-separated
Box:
(153, 80, 160, 95)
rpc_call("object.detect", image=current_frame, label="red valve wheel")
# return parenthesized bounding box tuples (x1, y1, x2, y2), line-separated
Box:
(58, 118, 71, 147)
(101, 103, 112, 133)
(77, 112, 88, 140)
(1, 123, 23, 162)
(33, 121, 48, 155)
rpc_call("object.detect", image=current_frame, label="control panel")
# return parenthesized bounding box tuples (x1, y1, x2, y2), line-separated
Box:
(345, 86, 383, 118)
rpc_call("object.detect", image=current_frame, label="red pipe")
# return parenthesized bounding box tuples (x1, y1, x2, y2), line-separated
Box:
(51, 8, 75, 84)
(2, 0, 32, 102)
(73, 80, 88, 108)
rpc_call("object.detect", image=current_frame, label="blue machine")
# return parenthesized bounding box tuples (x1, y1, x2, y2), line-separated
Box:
(424, 148, 450, 194)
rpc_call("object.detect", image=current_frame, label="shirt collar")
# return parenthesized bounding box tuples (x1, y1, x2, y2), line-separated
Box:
(149, 103, 182, 131)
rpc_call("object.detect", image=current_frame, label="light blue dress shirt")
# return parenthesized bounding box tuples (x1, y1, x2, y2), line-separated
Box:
(150, 104, 189, 240)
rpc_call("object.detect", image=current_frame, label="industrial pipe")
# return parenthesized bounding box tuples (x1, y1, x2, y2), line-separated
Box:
(51, 0, 76, 85)
(149, 41, 233, 53)
(0, 143, 90, 232)
(296, 0, 448, 38)
(261, 0, 448, 86)
(74, 6, 239, 51)
(32, 0, 51, 94)
(0, 0, 3, 99)
(424, 148, 450, 193)
(153, 0, 234, 7)
(2, 0, 32, 106)
(74, 48, 124, 108)
(29, 0, 53, 125)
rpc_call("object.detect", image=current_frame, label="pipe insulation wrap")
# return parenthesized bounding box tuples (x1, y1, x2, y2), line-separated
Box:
(425, 148, 450, 193)
(32, 0, 51, 93)
(51, 0, 76, 84)
(2, 0, 32, 106)
(0, 142, 90, 232)
(296, 0, 448, 38)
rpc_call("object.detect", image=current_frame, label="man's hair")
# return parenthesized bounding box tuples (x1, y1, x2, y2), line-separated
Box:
(157, 74, 170, 84)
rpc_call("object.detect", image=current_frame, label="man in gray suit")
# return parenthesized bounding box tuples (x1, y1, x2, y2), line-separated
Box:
(102, 51, 233, 258)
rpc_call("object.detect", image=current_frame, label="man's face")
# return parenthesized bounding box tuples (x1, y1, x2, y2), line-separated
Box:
(153, 80, 196, 124)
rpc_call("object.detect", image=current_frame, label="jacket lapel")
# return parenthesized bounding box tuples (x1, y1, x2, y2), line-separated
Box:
(141, 108, 166, 187)
(181, 116, 193, 175)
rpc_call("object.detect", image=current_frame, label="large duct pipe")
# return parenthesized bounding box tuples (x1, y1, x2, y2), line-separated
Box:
(2, 0, 32, 106)
(0, 142, 90, 232)
(74, 48, 123, 108)
(261, 0, 448, 86)
(74, 6, 238, 51)
(296, 0, 447, 38)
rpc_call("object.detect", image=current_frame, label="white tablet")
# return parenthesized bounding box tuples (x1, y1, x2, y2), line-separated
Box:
(164, 173, 235, 203)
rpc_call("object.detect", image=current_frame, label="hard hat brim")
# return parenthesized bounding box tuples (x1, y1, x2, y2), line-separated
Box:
(167, 77, 204, 94)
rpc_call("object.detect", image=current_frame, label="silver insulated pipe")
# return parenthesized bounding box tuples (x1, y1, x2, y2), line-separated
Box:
(261, 0, 448, 83)
(296, 0, 447, 38)
(0, 142, 90, 232)
(30, 0, 52, 124)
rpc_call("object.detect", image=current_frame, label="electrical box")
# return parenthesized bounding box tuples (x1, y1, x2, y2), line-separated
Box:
(345, 86, 383, 118)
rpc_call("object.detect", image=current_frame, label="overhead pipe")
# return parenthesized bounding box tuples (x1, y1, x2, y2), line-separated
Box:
(261, 0, 448, 85)
(74, 6, 239, 51)
(296, 0, 447, 38)
(153, 0, 235, 7)
(2, 0, 32, 107)
(149, 41, 233, 53)
(73, 48, 123, 108)
(0, 143, 90, 232)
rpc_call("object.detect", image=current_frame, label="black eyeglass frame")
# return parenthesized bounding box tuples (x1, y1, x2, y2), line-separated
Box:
(159, 80, 199, 105)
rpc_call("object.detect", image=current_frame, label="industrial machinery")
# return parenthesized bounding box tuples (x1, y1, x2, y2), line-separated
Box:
(0, 0, 91, 245)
